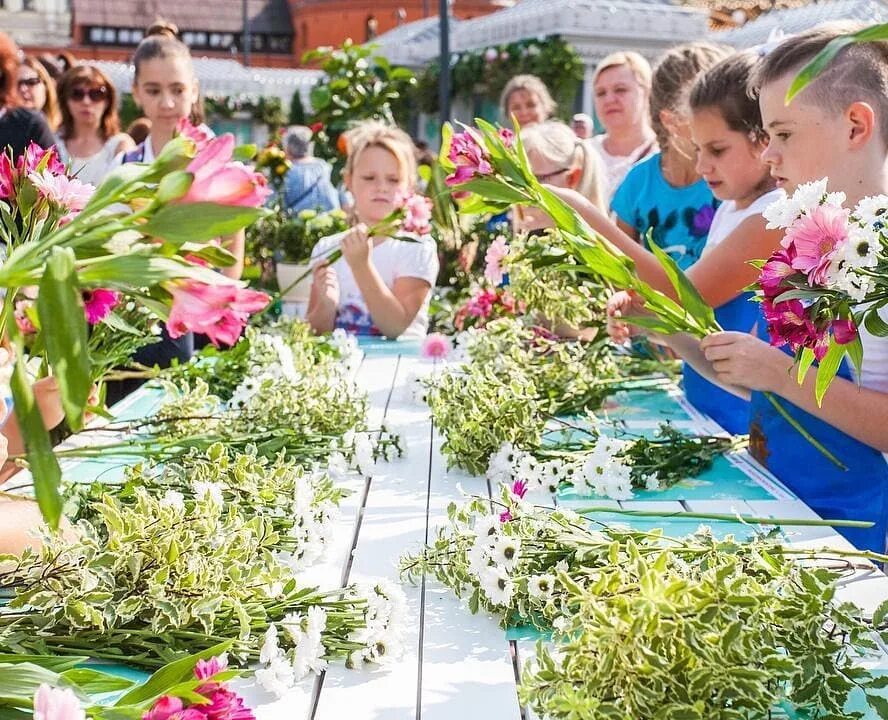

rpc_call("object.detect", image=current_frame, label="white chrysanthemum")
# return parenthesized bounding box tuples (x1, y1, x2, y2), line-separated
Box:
(491, 534, 521, 571)
(160, 489, 185, 512)
(260, 623, 283, 664)
(479, 565, 514, 606)
(762, 194, 801, 229)
(527, 573, 556, 601)
(255, 655, 296, 696)
(472, 514, 501, 541)
(823, 190, 846, 208)
(467, 539, 491, 576)
(353, 433, 374, 472)
(793, 177, 830, 213)
(644, 476, 661, 491)
(192, 480, 224, 505)
(854, 194, 888, 227)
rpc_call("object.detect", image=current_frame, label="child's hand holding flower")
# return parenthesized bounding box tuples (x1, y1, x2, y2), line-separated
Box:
(340, 223, 373, 269)
(701, 331, 794, 393)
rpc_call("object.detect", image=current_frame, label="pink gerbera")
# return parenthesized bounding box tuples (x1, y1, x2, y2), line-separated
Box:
(421, 332, 452, 360)
(82, 289, 120, 325)
(484, 236, 509, 285)
(782, 204, 849, 286)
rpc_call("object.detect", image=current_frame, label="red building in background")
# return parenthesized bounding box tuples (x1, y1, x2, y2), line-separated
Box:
(38, 0, 504, 68)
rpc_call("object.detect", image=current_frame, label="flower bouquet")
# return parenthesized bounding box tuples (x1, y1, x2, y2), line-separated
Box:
(0, 124, 273, 528)
(757, 178, 888, 404)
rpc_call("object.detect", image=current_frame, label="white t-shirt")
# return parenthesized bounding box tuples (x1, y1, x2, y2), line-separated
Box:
(311, 231, 439, 339)
(56, 133, 131, 187)
(590, 134, 657, 205)
(704, 189, 785, 252)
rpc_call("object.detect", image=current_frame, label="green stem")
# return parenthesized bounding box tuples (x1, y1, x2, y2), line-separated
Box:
(763, 392, 847, 470)
(572, 505, 872, 529)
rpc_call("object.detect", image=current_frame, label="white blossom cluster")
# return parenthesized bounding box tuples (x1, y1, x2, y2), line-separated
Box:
(255, 580, 408, 697)
(761, 178, 844, 229)
(465, 511, 556, 609)
(486, 438, 657, 501)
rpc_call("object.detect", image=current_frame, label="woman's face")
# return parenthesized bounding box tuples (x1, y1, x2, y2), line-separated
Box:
(507, 89, 548, 128)
(17, 65, 46, 111)
(593, 64, 648, 135)
(66, 82, 109, 132)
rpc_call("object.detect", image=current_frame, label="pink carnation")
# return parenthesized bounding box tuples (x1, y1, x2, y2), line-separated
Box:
(421, 332, 452, 360)
(782, 204, 849, 286)
(199, 689, 256, 720)
(82, 288, 120, 325)
(484, 236, 509, 285)
(28, 170, 94, 212)
(399, 192, 433, 235)
(195, 653, 229, 680)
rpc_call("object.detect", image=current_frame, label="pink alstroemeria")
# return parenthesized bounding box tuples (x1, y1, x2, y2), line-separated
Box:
(421, 332, 452, 360)
(28, 170, 95, 212)
(763, 298, 830, 360)
(446, 130, 492, 187)
(177, 118, 213, 151)
(82, 288, 120, 325)
(498, 128, 514, 148)
(831, 317, 858, 345)
(166, 280, 270, 347)
(180, 134, 272, 207)
(18, 142, 65, 176)
(484, 236, 509, 285)
(783, 204, 850, 286)
(194, 653, 229, 694)
(0, 154, 14, 199)
(33, 684, 85, 720)
(511, 479, 528, 499)
(759, 246, 797, 299)
(400, 193, 433, 235)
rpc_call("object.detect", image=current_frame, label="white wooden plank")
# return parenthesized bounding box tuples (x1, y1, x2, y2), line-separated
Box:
(312, 355, 430, 720)
(239, 354, 401, 719)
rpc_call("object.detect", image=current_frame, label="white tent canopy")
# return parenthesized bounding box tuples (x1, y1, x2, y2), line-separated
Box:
(94, 57, 323, 106)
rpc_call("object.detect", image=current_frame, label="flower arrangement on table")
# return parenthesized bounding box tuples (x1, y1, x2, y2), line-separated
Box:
(0, 122, 273, 528)
(401, 486, 888, 719)
(756, 178, 888, 404)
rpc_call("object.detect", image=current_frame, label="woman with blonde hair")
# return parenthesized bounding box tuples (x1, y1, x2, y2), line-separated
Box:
(17, 57, 61, 131)
(307, 121, 439, 339)
(517, 120, 606, 232)
(56, 65, 134, 186)
(500, 74, 556, 129)
(590, 51, 658, 201)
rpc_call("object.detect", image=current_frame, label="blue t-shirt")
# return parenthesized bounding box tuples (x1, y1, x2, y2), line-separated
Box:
(283, 159, 340, 215)
(611, 153, 718, 270)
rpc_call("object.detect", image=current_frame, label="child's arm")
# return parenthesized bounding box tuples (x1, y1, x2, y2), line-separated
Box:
(701, 332, 888, 452)
(306, 261, 339, 334)
(341, 225, 431, 340)
(219, 231, 245, 280)
(548, 186, 782, 308)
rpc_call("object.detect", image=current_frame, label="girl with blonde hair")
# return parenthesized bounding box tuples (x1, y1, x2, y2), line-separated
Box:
(307, 121, 439, 339)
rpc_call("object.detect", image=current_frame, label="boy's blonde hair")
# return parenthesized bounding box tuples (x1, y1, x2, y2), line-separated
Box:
(343, 121, 417, 187)
(521, 120, 606, 211)
(592, 51, 653, 91)
(749, 22, 888, 148)
(500, 74, 557, 123)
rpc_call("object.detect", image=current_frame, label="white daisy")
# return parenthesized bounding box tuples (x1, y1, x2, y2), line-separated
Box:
(527, 573, 556, 600)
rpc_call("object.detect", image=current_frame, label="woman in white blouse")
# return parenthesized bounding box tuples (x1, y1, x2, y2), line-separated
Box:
(55, 65, 134, 187)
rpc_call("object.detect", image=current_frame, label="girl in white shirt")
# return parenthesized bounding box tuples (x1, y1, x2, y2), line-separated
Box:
(307, 122, 438, 340)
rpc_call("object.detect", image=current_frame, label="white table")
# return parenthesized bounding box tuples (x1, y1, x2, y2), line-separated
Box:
(11, 347, 888, 718)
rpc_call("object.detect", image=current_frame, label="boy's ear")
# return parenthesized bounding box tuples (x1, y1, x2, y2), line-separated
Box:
(846, 101, 877, 148)
(566, 167, 583, 188)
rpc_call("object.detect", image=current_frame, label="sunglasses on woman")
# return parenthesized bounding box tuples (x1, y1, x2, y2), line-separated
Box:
(18, 77, 42, 88)
(69, 87, 108, 103)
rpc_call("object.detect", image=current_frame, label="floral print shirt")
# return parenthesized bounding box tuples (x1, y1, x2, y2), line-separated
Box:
(611, 153, 719, 270)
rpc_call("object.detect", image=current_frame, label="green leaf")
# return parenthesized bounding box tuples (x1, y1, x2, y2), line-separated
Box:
(647, 237, 718, 334)
(114, 641, 233, 706)
(814, 336, 845, 407)
(37, 247, 91, 430)
(0, 662, 62, 699)
(60, 668, 135, 694)
(232, 144, 257, 162)
(155, 171, 193, 204)
(864, 303, 888, 337)
(0, 655, 86, 672)
(797, 347, 816, 385)
(78, 255, 221, 289)
(458, 178, 529, 204)
(844, 333, 864, 384)
(873, 598, 888, 627)
(438, 123, 454, 171)
(140, 204, 267, 245)
(866, 692, 888, 719)
(82, 164, 149, 212)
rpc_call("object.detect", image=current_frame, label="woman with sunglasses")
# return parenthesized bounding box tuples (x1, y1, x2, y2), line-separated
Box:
(55, 65, 134, 186)
(17, 57, 61, 132)
(0, 32, 55, 158)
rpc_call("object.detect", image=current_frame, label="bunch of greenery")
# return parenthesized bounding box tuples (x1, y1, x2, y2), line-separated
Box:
(426, 360, 546, 475)
(0, 490, 404, 674)
(504, 232, 609, 330)
(402, 489, 888, 719)
(204, 93, 286, 129)
(416, 37, 583, 119)
(66, 442, 347, 570)
(247, 207, 349, 268)
(304, 40, 416, 180)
